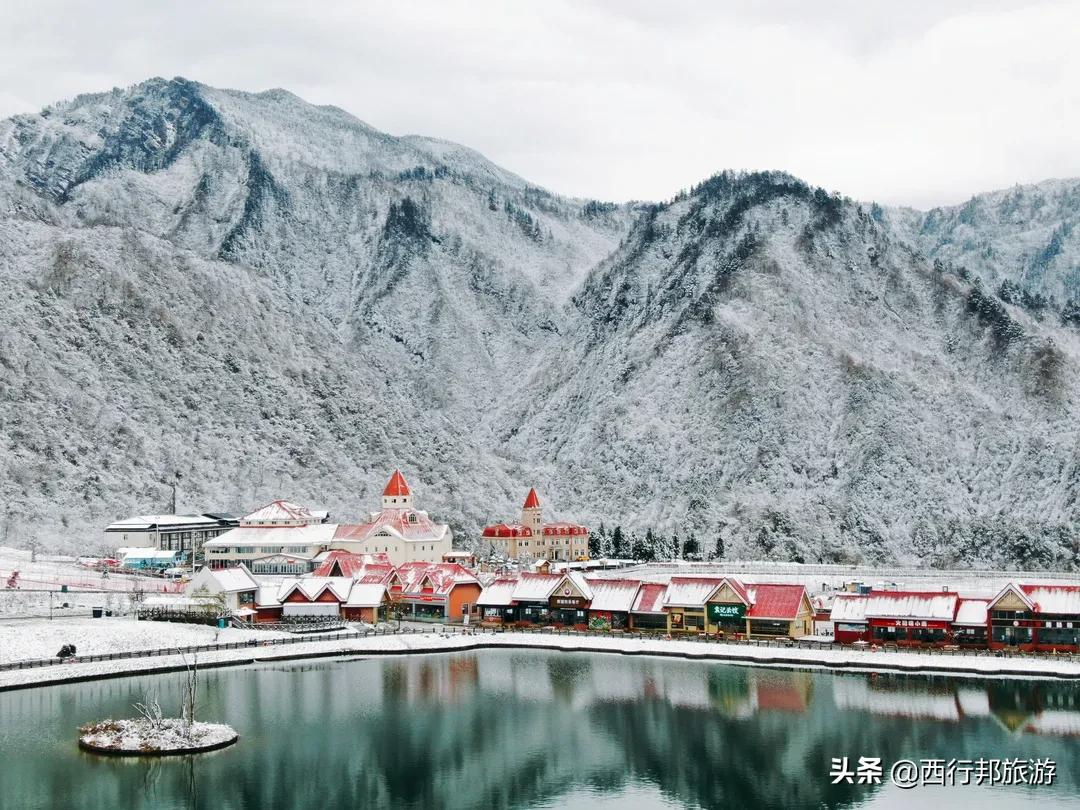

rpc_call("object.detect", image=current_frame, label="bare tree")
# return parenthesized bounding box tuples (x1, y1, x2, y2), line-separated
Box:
(133, 693, 165, 731)
(175, 647, 199, 733)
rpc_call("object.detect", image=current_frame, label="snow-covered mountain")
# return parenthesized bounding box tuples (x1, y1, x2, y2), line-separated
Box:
(894, 178, 1080, 308)
(1, 78, 1077, 568)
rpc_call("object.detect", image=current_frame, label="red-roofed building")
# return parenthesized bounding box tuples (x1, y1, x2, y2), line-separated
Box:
(481, 489, 589, 562)
(987, 583, 1080, 652)
(312, 550, 393, 578)
(664, 577, 811, 638)
(393, 562, 481, 622)
(330, 471, 454, 565)
(630, 583, 669, 630)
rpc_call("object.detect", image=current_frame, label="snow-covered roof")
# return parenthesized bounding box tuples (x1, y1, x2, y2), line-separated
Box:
(954, 599, 989, 626)
(395, 562, 478, 596)
(277, 577, 353, 603)
(203, 523, 338, 549)
(241, 500, 327, 525)
(1021, 585, 1080, 615)
(477, 578, 518, 607)
(511, 573, 565, 602)
(107, 514, 230, 531)
(863, 591, 958, 621)
(200, 565, 258, 593)
(333, 507, 449, 544)
(344, 582, 387, 608)
(255, 584, 281, 608)
(585, 579, 641, 613)
(312, 550, 393, 578)
(745, 583, 807, 620)
(830, 595, 868, 623)
(632, 583, 668, 614)
(663, 577, 748, 607)
(663, 577, 720, 607)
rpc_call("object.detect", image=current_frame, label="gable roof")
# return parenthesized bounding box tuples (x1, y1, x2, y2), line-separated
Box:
(663, 577, 724, 607)
(477, 578, 518, 607)
(585, 579, 641, 612)
(242, 500, 326, 524)
(632, 583, 668, 614)
(395, 562, 478, 596)
(988, 582, 1035, 611)
(344, 582, 387, 608)
(207, 565, 258, 593)
(746, 584, 808, 620)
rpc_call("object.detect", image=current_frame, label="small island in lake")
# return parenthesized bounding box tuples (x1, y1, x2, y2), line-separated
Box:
(78, 650, 236, 756)
(78, 718, 238, 756)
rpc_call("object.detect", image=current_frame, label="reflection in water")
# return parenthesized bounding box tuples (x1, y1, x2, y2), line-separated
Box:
(0, 652, 1079, 810)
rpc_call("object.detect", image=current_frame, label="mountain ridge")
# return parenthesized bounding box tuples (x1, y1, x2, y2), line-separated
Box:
(1, 77, 1078, 568)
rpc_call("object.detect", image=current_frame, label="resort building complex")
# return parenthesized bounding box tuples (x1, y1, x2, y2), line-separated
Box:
(481, 488, 589, 562)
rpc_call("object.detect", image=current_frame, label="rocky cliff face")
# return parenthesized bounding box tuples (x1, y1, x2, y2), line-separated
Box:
(1, 78, 1077, 567)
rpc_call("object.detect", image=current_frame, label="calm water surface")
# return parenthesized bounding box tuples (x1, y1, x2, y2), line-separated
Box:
(1, 651, 1079, 809)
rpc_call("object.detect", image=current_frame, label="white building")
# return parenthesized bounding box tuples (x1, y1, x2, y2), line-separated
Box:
(184, 564, 260, 615)
(201, 500, 334, 570)
(330, 471, 453, 565)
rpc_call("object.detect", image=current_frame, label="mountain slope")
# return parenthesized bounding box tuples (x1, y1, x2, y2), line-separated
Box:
(502, 172, 1080, 568)
(0, 77, 632, 546)
(1, 78, 1078, 568)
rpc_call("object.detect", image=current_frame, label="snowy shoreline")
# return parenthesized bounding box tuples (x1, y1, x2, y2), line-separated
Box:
(5, 631, 1080, 691)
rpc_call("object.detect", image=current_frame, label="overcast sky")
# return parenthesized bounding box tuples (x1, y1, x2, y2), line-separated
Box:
(2, 0, 1077, 208)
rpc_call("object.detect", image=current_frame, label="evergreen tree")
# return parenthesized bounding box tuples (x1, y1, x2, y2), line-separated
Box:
(610, 525, 626, 559)
(682, 533, 700, 560)
(588, 529, 604, 559)
(671, 530, 681, 559)
(713, 530, 723, 561)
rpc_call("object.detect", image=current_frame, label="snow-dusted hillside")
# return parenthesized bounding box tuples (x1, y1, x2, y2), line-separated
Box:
(0, 78, 1077, 567)
(0, 77, 632, 548)
(894, 178, 1080, 306)
(505, 173, 1080, 568)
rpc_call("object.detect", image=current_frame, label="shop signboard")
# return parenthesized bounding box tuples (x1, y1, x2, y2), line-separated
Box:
(707, 603, 746, 622)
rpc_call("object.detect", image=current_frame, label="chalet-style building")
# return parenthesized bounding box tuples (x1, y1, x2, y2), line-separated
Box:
(481, 489, 589, 562)
(474, 574, 811, 637)
(827, 583, 1080, 652)
(330, 471, 454, 565)
(390, 562, 482, 621)
(184, 564, 259, 616)
(987, 583, 1080, 651)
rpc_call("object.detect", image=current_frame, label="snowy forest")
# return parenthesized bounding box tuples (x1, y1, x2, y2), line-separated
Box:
(2, 78, 1080, 569)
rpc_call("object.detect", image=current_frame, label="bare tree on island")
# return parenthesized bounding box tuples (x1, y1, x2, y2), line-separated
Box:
(176, 647, 199, 733)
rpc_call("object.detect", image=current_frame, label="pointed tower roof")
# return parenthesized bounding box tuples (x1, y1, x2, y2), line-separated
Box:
(523, 488, 541, 509)
(383, 470, 410, 497)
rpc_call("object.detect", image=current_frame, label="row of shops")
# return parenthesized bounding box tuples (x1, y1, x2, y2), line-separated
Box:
(477, 574, 814, 638)
(170, 553, 482, 624)
(829, 584, 1080, 651)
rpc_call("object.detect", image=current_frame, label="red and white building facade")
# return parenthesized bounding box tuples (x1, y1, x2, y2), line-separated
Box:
(481, 488, 589, 562)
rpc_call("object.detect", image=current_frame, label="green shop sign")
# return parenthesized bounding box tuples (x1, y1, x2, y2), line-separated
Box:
(707, 603, 745, 621)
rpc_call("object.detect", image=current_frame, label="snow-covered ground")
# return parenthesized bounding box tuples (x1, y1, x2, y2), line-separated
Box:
(4, 629, 1080, 691)
(0, 617, 291, 664)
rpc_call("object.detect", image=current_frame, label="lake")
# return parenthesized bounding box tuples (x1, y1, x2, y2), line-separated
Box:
(1, 651, 1079, 809)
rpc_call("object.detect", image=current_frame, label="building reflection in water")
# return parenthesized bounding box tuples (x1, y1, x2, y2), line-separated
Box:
(2, 652, 1080, 810)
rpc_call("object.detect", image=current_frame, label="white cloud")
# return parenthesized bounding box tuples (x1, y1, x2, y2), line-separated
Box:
(0, 0, 1076, 208)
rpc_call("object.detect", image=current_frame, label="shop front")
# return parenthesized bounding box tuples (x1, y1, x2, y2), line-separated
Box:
(988, 584, 1080, 652)
(667, 607, 706, 634)
(707, 602, 746, 637)
(869, 618, 952, 646)
(549, 592, 589, 627)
